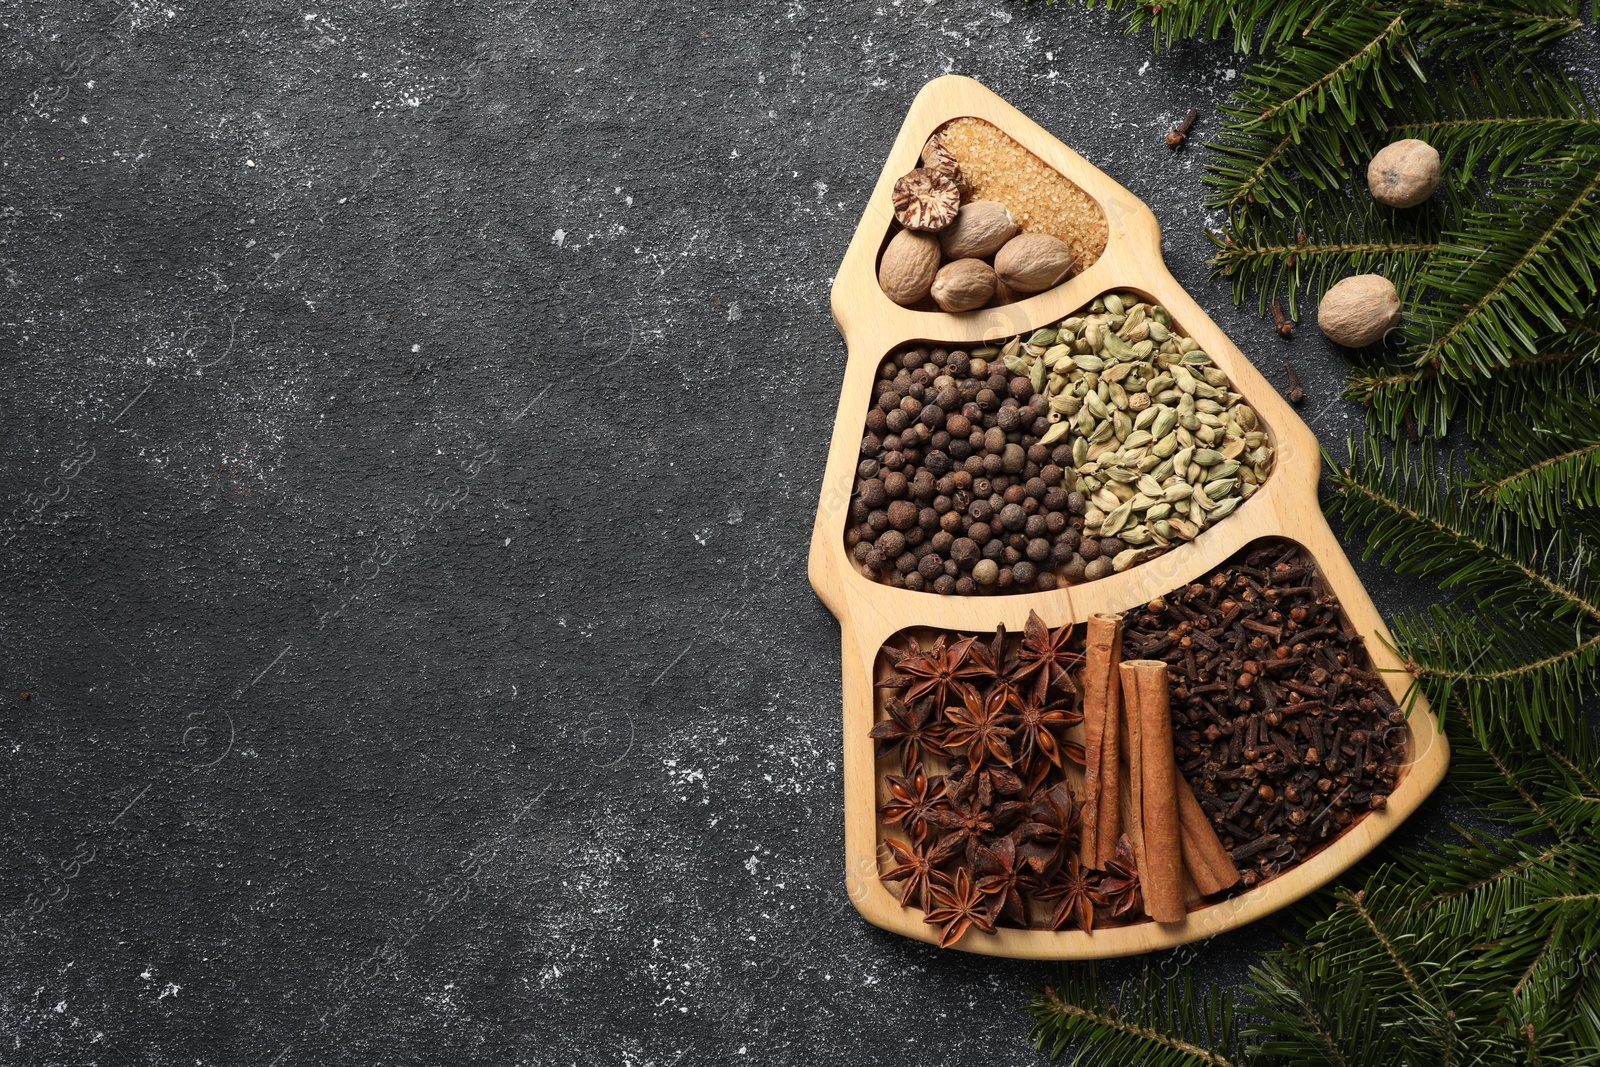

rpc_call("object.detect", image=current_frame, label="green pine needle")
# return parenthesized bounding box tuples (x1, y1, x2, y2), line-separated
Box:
(1030, 964, 1249, 1066)
(1324, 439, 1600, 743)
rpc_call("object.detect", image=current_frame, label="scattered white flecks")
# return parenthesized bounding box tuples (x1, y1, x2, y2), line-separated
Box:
(693, 529, 709, 545)
(744, 855, 760, 876)
(557, 617, 567, 627)
(813, 180, 828, 201)
(502, 537, 510, 547)
(139, 966, 153, 980)
(537, 963, 563, 987)
(552, 229, 567, 248)
(158, 983, 180, 1000)
(410, 344, 420, 353)
(1224, 68, 1237, 81)
(85, 80, 94, 89)
(726, 505, 744, 525)
(730, 148, 740, 159)
(245, 159, 256, 167)
(79, 115, 87, 123)
(1139, 60, 1150, 75)
(54, 1001, 66, 1013)
(738, 1047, 748, 1055)
(726, 302, 742, 322)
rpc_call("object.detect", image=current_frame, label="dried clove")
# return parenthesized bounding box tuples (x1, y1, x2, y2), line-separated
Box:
(1284, 363, 1305, 405)
(1122, 541, 1406, 886)
(1270, 299, 1294, 339)
(1165, 108, 1199, 148)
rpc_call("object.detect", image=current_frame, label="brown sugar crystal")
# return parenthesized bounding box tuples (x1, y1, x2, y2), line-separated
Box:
(934, 117, 1107, 275)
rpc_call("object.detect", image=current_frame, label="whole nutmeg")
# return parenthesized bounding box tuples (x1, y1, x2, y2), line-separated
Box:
(1367, 138, 1440, 208)
(929, 258, 997, 313)
(993, 233, 1076, 295)
(939, 201, 1018, 260)
(878, 229, 941, 307)
(1318, 274, 1402, 348)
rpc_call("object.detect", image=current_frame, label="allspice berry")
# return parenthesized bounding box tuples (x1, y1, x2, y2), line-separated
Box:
(1367, 138, 1440, 208)
(1318, 274, 1402, 348)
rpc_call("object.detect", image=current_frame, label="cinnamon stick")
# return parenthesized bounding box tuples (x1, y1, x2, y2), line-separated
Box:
(1178, 780, 1240, 896)
(1081, 613, 1123, 868)
(1120, 660, 1186, 924)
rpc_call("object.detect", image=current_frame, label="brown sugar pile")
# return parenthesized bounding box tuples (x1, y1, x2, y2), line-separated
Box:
(935, 117, 1107, 274)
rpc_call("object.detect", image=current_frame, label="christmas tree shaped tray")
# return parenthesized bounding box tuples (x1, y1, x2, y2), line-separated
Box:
(808, 75, 1449, 958)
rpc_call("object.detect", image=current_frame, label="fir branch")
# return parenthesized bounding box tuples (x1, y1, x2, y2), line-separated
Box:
(1326, 440, 1600, 741)
(1030, 965, 1248, 1066)
(1407, 159, 1600, 379)
(1244, 9, 1409, 130)
(1347, 312, 1600, 438)
(1472, 395, 1600, 527)
(1212, 201, 1438, 315)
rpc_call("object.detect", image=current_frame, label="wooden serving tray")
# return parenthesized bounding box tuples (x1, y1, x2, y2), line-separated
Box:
(807, 75, 1450, 959)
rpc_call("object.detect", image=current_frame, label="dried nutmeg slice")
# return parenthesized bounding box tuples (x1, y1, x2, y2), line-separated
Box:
(892, 168, 961, 232)
(919, 134, 967, 192)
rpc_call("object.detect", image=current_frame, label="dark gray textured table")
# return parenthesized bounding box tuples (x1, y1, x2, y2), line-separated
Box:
(1, 3, 1467, 1063)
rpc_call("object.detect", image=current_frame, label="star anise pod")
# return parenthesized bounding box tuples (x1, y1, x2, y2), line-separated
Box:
(1098, 834, 1143, 919)
(882, 834, 961, 911)
(878, 635, 986, 712)
(943, 681, 1016, 768)
(880, 762, 947, 844)
(1009, 682, 1084, 791)
(868, 696, 946, 770)
(1036, 854, 1104, 932)
(960, 622, 1013, 687)
(1014, 782, 1077, 875)
(921, 793, 1004, 870)
(974, 834, 1039, 927)
(924, 866, 997, 948)
(946, 756, 1025, 809)
(1013, 610, 1085, 686)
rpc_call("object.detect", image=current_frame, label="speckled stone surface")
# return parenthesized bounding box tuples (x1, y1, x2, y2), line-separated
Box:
(0, 2, 1488, 1063)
